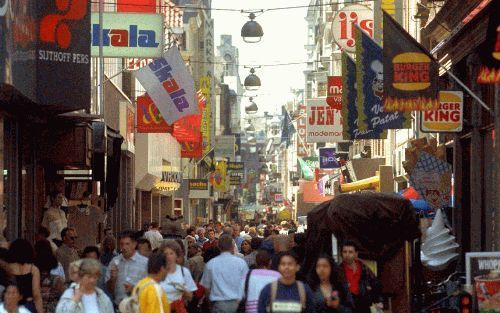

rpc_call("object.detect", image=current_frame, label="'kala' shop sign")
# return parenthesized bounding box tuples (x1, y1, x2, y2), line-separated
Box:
(91, 13, 163, 58)
(421, 91, 463, 133)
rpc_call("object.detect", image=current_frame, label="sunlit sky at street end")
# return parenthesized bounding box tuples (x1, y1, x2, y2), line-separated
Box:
(212, 0, 308, 116)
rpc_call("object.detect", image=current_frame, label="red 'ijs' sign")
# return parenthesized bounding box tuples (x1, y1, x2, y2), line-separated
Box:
(326, 76, 342, 109)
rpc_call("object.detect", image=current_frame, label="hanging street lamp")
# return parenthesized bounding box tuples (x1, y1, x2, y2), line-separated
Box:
(248, 136, 257, 145)
(245, 123, 256, 134)
(245, 97, 258, 114)
(241, 12, 263, 43)
(244, 68, 261, 91)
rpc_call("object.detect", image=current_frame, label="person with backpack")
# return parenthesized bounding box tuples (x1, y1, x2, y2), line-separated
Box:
(240, 250, 281, 313)
(127, 252, 170, 313)
(257, 251, 316, 313)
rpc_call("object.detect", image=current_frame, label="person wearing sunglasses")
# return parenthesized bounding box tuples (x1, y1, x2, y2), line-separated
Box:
(56, 227, 80, 284)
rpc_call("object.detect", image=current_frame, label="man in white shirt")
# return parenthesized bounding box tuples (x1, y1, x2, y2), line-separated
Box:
(106, 230, 148, 305)
(201, 234, 249, 312)
(144, 222, 164, 250)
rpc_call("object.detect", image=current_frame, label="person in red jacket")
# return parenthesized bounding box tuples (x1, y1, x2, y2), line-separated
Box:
(202, 228, 219, 252)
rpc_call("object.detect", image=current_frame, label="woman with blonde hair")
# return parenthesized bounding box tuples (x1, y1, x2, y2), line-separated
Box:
(55, 259, 113, 313)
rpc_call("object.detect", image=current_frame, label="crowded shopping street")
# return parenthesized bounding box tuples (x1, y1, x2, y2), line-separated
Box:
(0, 0, 499, 312)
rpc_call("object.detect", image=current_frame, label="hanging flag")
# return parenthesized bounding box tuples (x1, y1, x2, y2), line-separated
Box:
(355, 27, 410, 132)
(212, 161, 228, 192)
(280, 106, 296, 147)
(136, 95, 173, 133)
(477, 1, 500, 84)
(341, 52, 386, 140)
(135, 46, 197, 124)
(116, 0, 156, 13)
(201, 148, 215, 172)
(234, 134, 241, 156)
(172, 91, 205, 143)
(298, 158, 315, 181)
(383, 11, 440, 111)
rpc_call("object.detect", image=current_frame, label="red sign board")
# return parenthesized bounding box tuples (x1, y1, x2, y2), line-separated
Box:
(181, 140, 203, 158)
(326, 76, 342, 109)
(116, 0, 156, 13)
(136, 95, 173, 133)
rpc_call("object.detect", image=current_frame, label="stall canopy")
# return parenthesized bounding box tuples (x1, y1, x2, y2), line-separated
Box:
(304, 192, 420, 268)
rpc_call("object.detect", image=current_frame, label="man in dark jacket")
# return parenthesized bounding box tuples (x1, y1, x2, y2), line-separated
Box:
(340, 240, 382, 313)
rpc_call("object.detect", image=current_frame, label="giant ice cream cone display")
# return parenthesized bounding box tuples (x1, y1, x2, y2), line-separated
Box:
(421, 209, 459, 270)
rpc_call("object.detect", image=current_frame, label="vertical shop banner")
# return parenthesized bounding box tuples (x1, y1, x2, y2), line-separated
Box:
(199, 76, 212, 155)
(477, 0, 500, 84)
(383, 11, 440, 111)
(38, 0, 91, 111)
(136, 95, 173, 133)
(332, 4, 373, 53)
(116, 0, 156, 12)
(373, 0, 403, 45)
(306, 99, 343, 143)
(135, 46, 197, 124)
(296, 104, 310, 157)
(421, 91, 463, 133)
(326, 76, 343, 109)
(341, 53, 385, 140)
(90, 13, 163, 58)
(409, 152, 452, 210)
(355, 27, 410, 131)
(319, 148, 340, 169)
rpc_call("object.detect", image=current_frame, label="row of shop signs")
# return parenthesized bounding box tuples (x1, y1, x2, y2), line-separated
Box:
(305, 90, 463, 144)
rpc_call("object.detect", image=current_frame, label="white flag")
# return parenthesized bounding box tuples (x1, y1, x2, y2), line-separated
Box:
(135, 46, 197, 124)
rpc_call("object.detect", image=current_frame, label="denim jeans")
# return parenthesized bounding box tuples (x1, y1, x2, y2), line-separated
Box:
(211, 300, 239, 313)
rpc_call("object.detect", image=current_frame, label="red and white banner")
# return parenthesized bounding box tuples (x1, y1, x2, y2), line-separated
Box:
(326, 76, 342, 109)
(135, 46, 197, 124)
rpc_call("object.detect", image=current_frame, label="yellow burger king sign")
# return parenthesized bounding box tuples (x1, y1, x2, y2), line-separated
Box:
(421, 91, 463, 132)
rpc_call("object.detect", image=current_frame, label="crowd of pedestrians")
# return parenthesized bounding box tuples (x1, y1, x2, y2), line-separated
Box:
(0, 219, 382, 313)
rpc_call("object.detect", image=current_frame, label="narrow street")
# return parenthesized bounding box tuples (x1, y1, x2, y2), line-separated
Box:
(0, 0, 498, 312)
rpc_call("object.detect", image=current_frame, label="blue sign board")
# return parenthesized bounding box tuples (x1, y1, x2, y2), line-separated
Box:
(319, 148, 340, 169)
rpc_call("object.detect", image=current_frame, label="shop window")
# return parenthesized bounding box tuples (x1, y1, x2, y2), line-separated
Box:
(174, 198, 183, 216)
